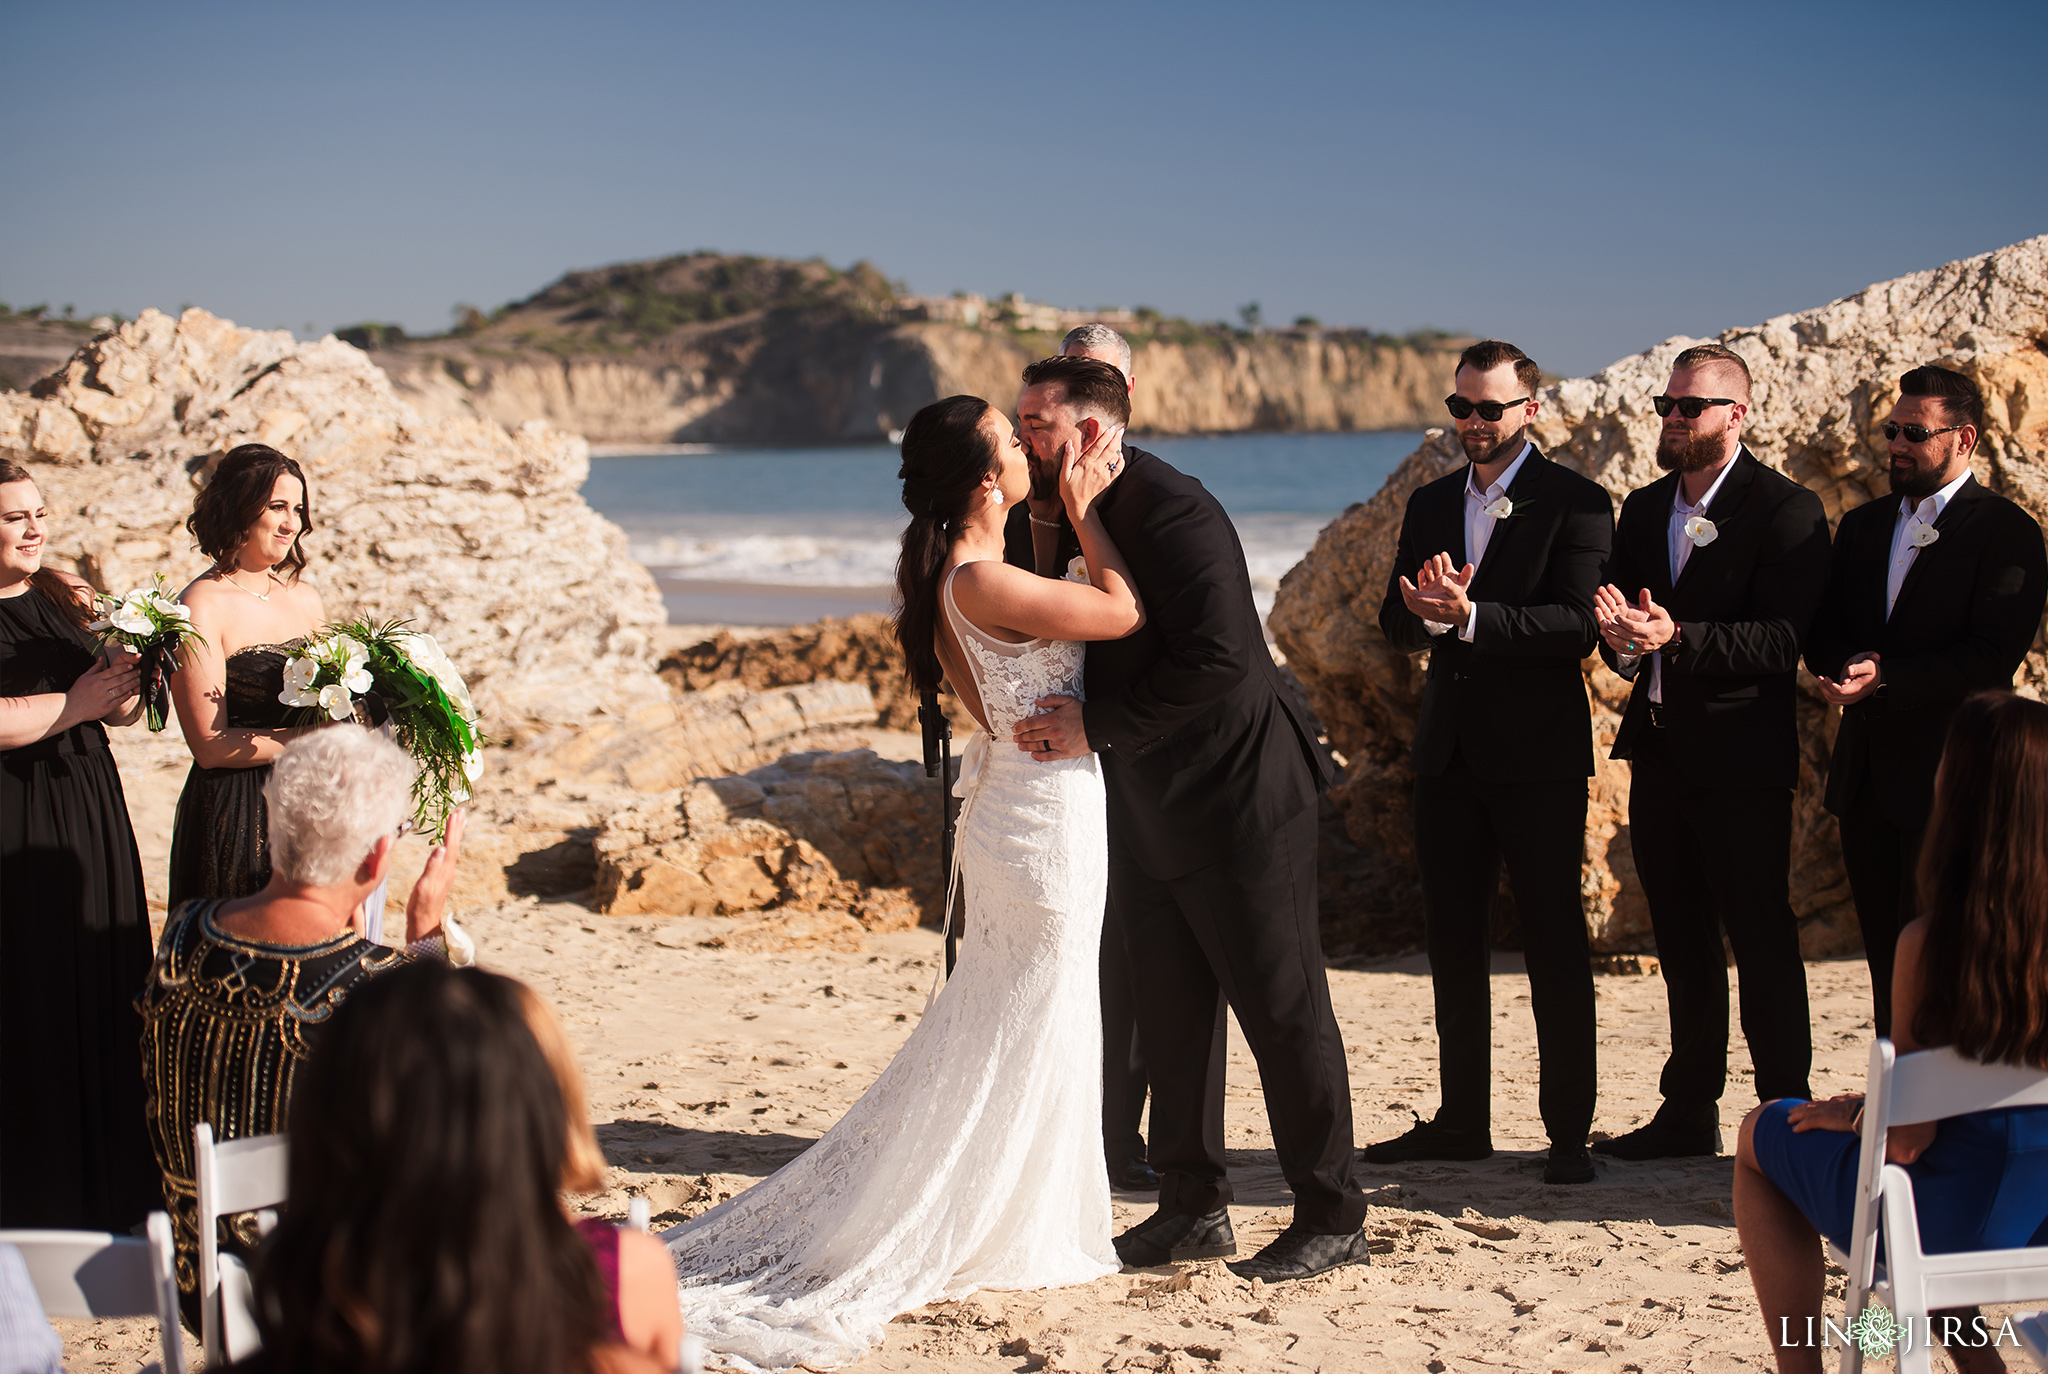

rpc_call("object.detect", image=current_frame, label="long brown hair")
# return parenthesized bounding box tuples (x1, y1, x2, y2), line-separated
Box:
(893, 396, 999, 694)
(0, 458, 96, 630)
(249, 963, 609, 1374)
(1912, 691, 2048, 1067)
(187, 443, 314, 582)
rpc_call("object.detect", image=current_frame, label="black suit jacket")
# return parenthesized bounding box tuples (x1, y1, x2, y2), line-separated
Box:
(1009, 446, 1332, 880)
(1377, 447, 1614, 783)
(1601, 449, 1833, 791)
(1805, 476, 2047, 828)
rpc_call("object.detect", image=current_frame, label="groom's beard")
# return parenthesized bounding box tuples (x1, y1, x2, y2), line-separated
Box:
(1460, 424, 1526, 465)
(1027, 453, 1058, 502)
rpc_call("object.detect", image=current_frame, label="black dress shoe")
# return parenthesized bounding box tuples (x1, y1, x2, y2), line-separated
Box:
(1113, 1206, 1236, 1267)
(1359, 1113, 1492, 1164)
(1110, 1159, 1162, 1191)
(1225, 1223, 1372, 1281)
(1592, 1104, 1724, 1160)
(1543, 1142, 1596, 1185)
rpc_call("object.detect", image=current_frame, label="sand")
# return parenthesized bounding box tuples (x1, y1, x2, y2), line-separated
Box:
(51, 718, 2025, 1372)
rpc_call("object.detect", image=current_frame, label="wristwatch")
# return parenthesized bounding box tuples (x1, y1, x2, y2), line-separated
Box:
(1662, 622, 1683, 665)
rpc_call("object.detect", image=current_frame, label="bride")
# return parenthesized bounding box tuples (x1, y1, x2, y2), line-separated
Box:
(666, 394, 1142, 1371)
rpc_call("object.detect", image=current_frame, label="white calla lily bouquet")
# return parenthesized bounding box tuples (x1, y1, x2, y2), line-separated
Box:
(88, 574, 206, 731)
(278, 618, 486, 828)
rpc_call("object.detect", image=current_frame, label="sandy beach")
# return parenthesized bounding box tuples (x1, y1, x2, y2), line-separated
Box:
(60, 861, 1990, 1372)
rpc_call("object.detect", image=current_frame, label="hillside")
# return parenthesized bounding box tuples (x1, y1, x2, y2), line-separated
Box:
(348, 252, 1470, 444)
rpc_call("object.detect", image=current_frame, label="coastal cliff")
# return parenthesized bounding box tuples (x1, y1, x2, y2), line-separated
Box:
(353, 253, 1467, 444)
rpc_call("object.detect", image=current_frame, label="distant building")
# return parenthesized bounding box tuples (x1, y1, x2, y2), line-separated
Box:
(894, 291, 1137, 335)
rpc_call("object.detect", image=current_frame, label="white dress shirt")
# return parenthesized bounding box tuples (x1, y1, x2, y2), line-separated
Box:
(1886, 468, 1971, 617)
(1621, 452, 1739, 703)
(1426, 441, 1532, 642)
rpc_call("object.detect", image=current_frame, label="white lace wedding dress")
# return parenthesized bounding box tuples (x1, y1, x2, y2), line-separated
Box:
(664, 562, 1119, 1372)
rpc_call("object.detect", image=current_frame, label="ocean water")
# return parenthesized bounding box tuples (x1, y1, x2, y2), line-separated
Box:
(580, 430, 1428, 626)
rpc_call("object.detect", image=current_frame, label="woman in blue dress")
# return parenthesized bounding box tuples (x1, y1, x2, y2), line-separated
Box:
(1734, 690, 2048, 1374)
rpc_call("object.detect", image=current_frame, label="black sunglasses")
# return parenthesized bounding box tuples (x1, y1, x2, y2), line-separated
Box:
(1445, 394, 1529, 422)
(1652, 395, 1738, 420)
(1881, 420, 1964, 445)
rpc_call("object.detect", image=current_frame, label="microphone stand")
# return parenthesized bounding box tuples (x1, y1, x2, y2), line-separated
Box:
(918, 689, 960, 975)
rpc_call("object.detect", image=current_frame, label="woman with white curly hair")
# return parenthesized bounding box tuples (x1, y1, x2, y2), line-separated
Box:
(136, 724, 470, 1327)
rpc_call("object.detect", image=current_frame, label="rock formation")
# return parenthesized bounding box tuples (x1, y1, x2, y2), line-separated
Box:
(592, 749, 947, 951)
(1274, 236, 2048, 955)
(359, 252, 1468, 444)
(1273, 234, 2048, 956)
(0, 307, 669, 736)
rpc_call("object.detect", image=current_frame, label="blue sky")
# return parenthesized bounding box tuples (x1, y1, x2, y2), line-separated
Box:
(4, 0, 2044, 377)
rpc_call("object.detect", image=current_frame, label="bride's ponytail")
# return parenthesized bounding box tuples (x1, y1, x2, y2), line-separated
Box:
(894, 396, 999, 694)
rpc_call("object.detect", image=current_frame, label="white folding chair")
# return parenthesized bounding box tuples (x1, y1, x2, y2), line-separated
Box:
(1833, 1040, 2048, 1373)
(0, 1212, 187, 1374)
(193, 1122, 290, 1368)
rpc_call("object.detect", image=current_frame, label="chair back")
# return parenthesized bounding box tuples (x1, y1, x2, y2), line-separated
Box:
(0, 1213, 187, 1374)
(195, 1122, 290, 1368)
(1884, 1045, 2048, 1126)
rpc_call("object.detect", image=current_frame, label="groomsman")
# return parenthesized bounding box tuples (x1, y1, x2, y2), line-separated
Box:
(1593, 343, 1831, 1159)
(1365, 340, 1613, 1186)
(1003, 323, 1185, 1192)
(1805, 364, 2047, 1034)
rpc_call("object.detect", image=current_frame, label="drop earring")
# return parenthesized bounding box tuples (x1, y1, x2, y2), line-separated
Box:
(991, 487, 1004, 507)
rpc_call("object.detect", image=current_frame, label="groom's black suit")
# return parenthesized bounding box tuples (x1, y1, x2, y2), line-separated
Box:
(1803, 475, 2047, 1034)
(1377, 445, 1611, 1147)
(1068, 445, 1363, 1233)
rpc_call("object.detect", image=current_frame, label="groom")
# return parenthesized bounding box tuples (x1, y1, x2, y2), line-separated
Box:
(1011, 355, 1371, 1280)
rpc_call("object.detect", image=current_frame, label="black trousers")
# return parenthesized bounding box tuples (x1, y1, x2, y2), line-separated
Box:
(1627, 745, 1813, 1107)
(1099, 893, 1151, 1170)
(1112, 802, 1366, 1233)
(1837, 782, 1924, 1039)
(1412, 757, 1597, 1143)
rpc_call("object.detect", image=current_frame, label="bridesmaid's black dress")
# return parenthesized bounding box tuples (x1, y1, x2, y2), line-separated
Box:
(0, 584, 161, 1231)
(165, 645, 298, 908)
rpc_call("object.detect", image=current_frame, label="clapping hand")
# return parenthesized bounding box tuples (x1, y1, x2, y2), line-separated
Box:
(1058, 423, 1126, 525)
(1594, 584, 1674, 656)
(1398, 553, 1476, 625)
(1816, 653, 1883, 706)
(404, 808, 467, 944)
(67, 647, 142, 724)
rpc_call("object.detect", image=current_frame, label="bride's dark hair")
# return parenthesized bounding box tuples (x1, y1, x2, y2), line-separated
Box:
(894, 396, 999, 694)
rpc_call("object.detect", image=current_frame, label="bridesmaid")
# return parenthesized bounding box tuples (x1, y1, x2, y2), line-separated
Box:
(0, 458, 162, 1231)
(167, 444, 325, 907)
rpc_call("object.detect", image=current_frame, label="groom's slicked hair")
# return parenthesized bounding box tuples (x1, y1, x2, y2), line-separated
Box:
(1455, 340, 1542, 396)
(1020, 355, 1132, 428)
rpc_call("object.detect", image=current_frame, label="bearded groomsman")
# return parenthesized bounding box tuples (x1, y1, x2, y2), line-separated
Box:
(1364, 340, 1614, 1186)
(1805, 364, 2046, 1035)
(1592, 343, 1831, 1159)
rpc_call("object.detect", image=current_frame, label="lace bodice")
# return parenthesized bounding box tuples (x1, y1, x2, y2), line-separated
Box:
(941, 563, 1085, 740)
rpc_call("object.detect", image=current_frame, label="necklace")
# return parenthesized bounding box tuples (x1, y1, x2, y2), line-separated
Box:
(221, 569, 277, 602)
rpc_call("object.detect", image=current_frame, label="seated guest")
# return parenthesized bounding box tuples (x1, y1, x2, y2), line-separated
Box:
(135, 725, 469, 1323)
(518, 981, 685, 1369)
(1733, 691, 2048, 1374)
(235, 963, 666, 1374)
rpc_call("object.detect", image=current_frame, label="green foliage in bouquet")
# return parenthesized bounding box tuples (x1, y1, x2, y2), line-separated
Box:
(278, 618, 486, 829)
(89, 573, 206, 731)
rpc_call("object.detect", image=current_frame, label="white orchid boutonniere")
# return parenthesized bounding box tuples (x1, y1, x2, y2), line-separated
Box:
(1908, 521, 1940, 549)
(1682, 515, 1719, 547)
(1482, 495, 1516, 521)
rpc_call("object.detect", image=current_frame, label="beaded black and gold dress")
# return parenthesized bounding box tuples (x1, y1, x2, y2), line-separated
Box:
(0, 585, 161, 1231)
(166, 644, 299, 907)
(135, 898, 413, 1322)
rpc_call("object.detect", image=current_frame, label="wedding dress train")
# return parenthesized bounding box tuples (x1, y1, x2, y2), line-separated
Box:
(665, 563, 1118, 1371)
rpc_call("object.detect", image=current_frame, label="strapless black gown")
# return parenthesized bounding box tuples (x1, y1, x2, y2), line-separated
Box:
(166, 644, 300, 908)
(0, 585, 161, 1230)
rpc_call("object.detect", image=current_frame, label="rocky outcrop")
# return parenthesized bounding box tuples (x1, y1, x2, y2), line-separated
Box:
(1273, 234, 2048, 956)
(658, 613, 978, 734)
(0, 307, 670, 736)
(591, 749, 947, 950)
(362, 251, 1467, 444)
